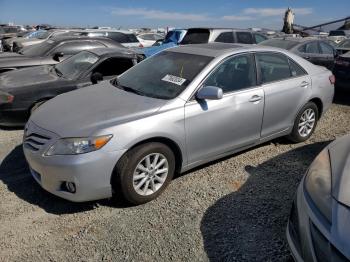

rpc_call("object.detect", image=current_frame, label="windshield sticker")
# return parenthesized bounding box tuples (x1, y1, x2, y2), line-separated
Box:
(161, 74, 186, 86)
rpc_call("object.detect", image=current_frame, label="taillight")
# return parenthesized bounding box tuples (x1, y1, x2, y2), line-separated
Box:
(329, 75, 335, 85)
(335, 58, 350, 67)
(0, 92, 14, 104)
(138, 43, 143, 48)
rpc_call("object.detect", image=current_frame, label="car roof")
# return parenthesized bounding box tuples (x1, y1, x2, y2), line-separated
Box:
(167, 43, 252, 57)
(83, 29, 134, 34)
(167, 42, 305, 58)
(49, 35, 122, 45)
(89, 47, 137, 58)
(186, 27, 257, 32)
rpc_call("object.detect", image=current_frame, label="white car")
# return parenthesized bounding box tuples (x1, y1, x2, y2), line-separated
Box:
(137, 33, 164, 47)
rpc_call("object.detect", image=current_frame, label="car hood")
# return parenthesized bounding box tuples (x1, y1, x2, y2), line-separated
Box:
(0, 55, 44, 68)
(30, 81, 168, 137)
(0, 65, 59, 91)
(329, 134, 350, 207)
(0, 52, 23, 58)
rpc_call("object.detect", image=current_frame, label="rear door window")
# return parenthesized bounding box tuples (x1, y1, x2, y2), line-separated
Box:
(107, 32, 138, 43)
(288, 59, 307, 77)
(253, 33, 267, 44)
(236, 32, 253, 44)
(180, 29, 210, 44)
(256, 53, 292, 83)
(319, 42, 334, 54)
(303, 42, 320, 54)
(215, 32, 234, 43)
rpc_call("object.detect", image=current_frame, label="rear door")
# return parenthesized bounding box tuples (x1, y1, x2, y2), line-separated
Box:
(185, 53, 264, 164)
(318, 41, 335, 70)
(256, 52, 311, 138)
(297, 41, 321, 66)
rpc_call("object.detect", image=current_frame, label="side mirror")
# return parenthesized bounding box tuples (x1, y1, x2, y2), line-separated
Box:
(53, 52, 64, 62)
(91, 72, 103, 84)
(196, 86, 223, 100)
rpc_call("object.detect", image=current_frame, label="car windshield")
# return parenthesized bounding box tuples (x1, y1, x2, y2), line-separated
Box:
(53, 51, 99, 79)
(259, 39, 300, 50)
(20, 39, 56, 57)
(338, 39, 350, 48)
(115, 51, 213, 100)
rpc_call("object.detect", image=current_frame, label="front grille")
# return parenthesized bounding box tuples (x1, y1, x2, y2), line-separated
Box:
(24, 132, 51, 152)
(310, 221, 349, 262)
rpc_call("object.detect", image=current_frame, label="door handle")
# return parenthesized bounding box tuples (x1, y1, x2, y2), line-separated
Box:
(300, 81, 309, 88)
(249, 95, 263, 103)
(305, 56, 310, 60)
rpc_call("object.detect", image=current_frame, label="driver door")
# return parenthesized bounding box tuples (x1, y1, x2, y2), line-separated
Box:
(184, 53, 264, 165)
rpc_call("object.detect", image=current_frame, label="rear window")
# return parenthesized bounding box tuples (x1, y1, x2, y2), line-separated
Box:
(259, 39, 299, 50)
(180, 29, 210, 45)
(329, 30, 345, 36)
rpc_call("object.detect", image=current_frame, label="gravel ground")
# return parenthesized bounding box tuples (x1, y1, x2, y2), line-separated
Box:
(0, 92, 349, 262)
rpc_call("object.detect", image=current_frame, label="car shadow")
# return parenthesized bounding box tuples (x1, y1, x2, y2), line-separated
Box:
(333, 87, 350, 106)
(0, 145, 127, 215)
(200, 141, 331, 262)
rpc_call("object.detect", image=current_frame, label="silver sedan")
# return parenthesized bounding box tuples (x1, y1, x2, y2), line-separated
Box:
(287, 134, 350, 261)
(23, 43, 334, 204)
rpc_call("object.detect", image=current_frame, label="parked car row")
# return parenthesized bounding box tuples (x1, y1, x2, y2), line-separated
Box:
(0, 24, 348, 262)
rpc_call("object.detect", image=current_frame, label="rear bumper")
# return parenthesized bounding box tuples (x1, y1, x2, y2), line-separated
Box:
(0, 107, 28, 127)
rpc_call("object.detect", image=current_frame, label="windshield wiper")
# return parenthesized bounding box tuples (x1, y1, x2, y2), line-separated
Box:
(119, 85, 146, 96)
(54, 67, 63, 77)
(112, 78, 145, 96)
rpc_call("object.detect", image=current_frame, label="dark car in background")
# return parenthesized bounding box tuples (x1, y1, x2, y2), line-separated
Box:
(180, 28, 268, 45)
(74, 29, 141, 48)
(333, 51, 350, 89)
(0, 36, 123, 73)
(259, 38, 336, 70)
(0, 48, 141, 126)
(141, 28, 267, 58)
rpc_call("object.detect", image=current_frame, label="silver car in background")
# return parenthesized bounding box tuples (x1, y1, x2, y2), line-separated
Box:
(23, 43, 334, 204)
(287, 134, 350, 261)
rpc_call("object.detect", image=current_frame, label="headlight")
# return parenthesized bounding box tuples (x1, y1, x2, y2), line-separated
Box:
(45, 135, 112, 156)
(305, 149, 332, 223)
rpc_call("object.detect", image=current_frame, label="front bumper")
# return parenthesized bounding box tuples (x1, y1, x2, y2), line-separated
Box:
(23, 121, 127, 202)
(286, 178, 350, 262)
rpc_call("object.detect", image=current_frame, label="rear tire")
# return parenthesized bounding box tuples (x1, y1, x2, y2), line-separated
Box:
(288, 102, 318, 143)
(111, 142, 175, 205)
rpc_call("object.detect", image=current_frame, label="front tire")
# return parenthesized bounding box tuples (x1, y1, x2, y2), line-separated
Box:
(288, 102, 318, 143)
(112, 142, 175, 205)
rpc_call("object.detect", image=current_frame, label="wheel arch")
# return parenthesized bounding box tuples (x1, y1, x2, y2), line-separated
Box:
(308, 97, 323, 119)
(116, 136, 184, 175)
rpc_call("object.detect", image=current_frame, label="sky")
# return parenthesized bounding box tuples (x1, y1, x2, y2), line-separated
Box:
(0, 0, 349, 30)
